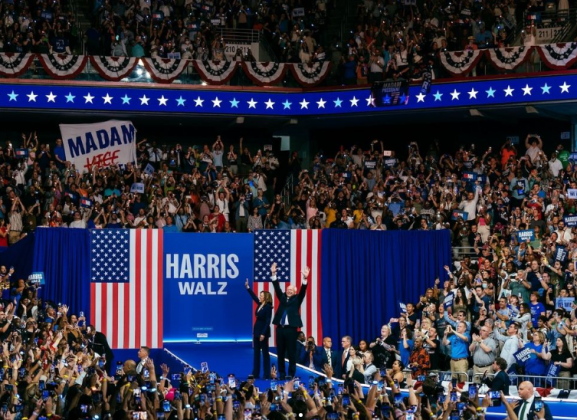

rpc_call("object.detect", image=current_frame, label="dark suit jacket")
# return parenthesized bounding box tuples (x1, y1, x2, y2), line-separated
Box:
(314, 347, 338, 372)
(246, 287, 272, 337)
(513, 399, 553, 420)
(482, 370, 511, 395)
(271, 279, 308, 327)
(91, 331, 114, 373)
(335, 348, 350, 378)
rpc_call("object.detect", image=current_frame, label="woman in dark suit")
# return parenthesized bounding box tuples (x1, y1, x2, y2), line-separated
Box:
(245, 279, 273, 379)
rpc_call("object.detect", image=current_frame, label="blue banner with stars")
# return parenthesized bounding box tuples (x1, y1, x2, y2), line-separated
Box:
(1, 72, 577, 116)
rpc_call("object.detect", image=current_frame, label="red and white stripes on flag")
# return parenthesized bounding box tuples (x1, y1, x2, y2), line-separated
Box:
(90, 229, 163, 349)
(253, 230, 323, 347)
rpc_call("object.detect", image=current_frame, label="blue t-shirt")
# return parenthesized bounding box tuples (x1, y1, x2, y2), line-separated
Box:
(530, 302, 545, 327)
(398, 339, 413, 366)
(524, 342, 547, 375)
(448, 333, 470, 359)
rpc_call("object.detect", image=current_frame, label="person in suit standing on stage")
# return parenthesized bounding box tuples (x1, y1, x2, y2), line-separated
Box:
(338, 336, 353, 379)
(513, 381, 553, 420)
(270, 261, 310, 379)
(86, 325, 114, 374)
(482, 357, 510, 395)
(315, 337, 338, 371)
(245, 279, 273, 379)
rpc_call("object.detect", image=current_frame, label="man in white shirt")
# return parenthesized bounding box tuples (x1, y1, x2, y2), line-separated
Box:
(492, 322, 520, 369)
(515, 381, 553, 420)
(555, 220, 574, 244)
(458, 186, 480, 221)
(525, 134, 543, 163)
(548, 152, 563, 177)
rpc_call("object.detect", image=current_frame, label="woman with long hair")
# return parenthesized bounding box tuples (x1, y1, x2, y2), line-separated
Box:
(551, 336, 573, 389)
(245, 279, 273, 379)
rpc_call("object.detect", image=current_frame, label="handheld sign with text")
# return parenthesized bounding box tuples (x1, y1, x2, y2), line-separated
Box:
(516, 229, 535, 242)
(556, 297, 575, 311)
(513, 347, 533, 364)
(15, 148, 29, 158)
(568, 189, 577, 199)
(564, 215, 577, 227)
(451, 210, 468, 221)
(462, 172, 477, 181)
(399, 302, 407, 313)
(28, 272, 45, 285)
(555, 245, 568, 263)
(546, 363, 560, 386)
(80, 198, 93, 208)
(144, 163, 155, 175)
(443, 293, 454, 309)
(60, 120, 137, 173)
(130, 183, 145, 194)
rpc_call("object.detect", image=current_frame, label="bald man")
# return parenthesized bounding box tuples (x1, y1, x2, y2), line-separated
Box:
(512, 381, 552, 420)
(270, 262, 310, 379)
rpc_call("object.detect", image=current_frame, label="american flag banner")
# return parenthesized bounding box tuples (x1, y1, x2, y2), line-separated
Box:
(253, 230, 323, 347)
(90, 229, 163, 349)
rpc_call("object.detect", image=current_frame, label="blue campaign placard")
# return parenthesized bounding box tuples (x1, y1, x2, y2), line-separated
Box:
(163, 233, 253, 342)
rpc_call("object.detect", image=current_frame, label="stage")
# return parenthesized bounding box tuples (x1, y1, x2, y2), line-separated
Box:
(108, 342, 577, 420)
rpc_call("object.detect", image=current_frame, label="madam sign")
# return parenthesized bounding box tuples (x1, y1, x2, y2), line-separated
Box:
(60, 120, 137, 173)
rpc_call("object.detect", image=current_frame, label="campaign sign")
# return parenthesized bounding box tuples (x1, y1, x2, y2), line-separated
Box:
(163, 233, 253, 342)
(130, 183, 145, 194)
(546, 363, 560, 386)
(60, 120, 137, 173)
(371, 80, 409, 106)
(144, 163, 155, 175)
(443, 293, 454, 309)
(513, 347, 532, 364)
(28, 272, 45, 285)
(568, 189, 577, 199)
(516, 229, 535, 242)
(15, 148, 29, 158)
(462, 172, 477, 181)
(81, 198, 93, 208)
(556, 297, 575, 311)
(399, 302, 407, 313)
(564, 215, 577, 227)
(555, 245, 568, 263)
(451, 210, 468, 221)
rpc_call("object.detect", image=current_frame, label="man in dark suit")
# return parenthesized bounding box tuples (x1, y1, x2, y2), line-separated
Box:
(271, 262, 310, 379)
(482, 357, 510, 395)
(337, 336, 352, 379)
(514, 381, 553, 420)
(314, 337, 338, 371)
(86, 324, 114, 374)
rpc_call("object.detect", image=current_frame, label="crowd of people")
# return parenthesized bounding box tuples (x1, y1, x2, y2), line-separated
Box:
(333, 0, 575, 84)
(0, 0, 78, 55)
(83, 0, 331, 62)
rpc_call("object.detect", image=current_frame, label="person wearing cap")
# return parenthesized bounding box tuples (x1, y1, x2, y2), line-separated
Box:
(465, 36, 478, 50)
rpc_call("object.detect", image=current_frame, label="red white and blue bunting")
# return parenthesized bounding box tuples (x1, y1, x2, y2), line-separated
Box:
(89, 56, 138, 81)
(0, 53, 35, 77)
(537, 43, 577, 70)
(485, 47, 531, 71)
(438, 50, 483, 77)
(38, 54, 87, 79)
(289, 61, 331, 87)
(143, 57, 189, 84)
(193, 60, 238, 85)
(241, 61, 287, 86)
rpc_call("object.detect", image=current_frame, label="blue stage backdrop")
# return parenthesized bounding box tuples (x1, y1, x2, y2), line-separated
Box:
(163, 232, 253, 342)
(320, 230, 452, 344)
(32, 228, 91, 319)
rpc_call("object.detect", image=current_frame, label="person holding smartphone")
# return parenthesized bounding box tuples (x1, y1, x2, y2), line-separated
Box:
(245, 278, 273, 379)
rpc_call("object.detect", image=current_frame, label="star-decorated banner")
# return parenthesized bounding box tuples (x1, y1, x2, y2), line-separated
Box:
(2, 72, 577, 115)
